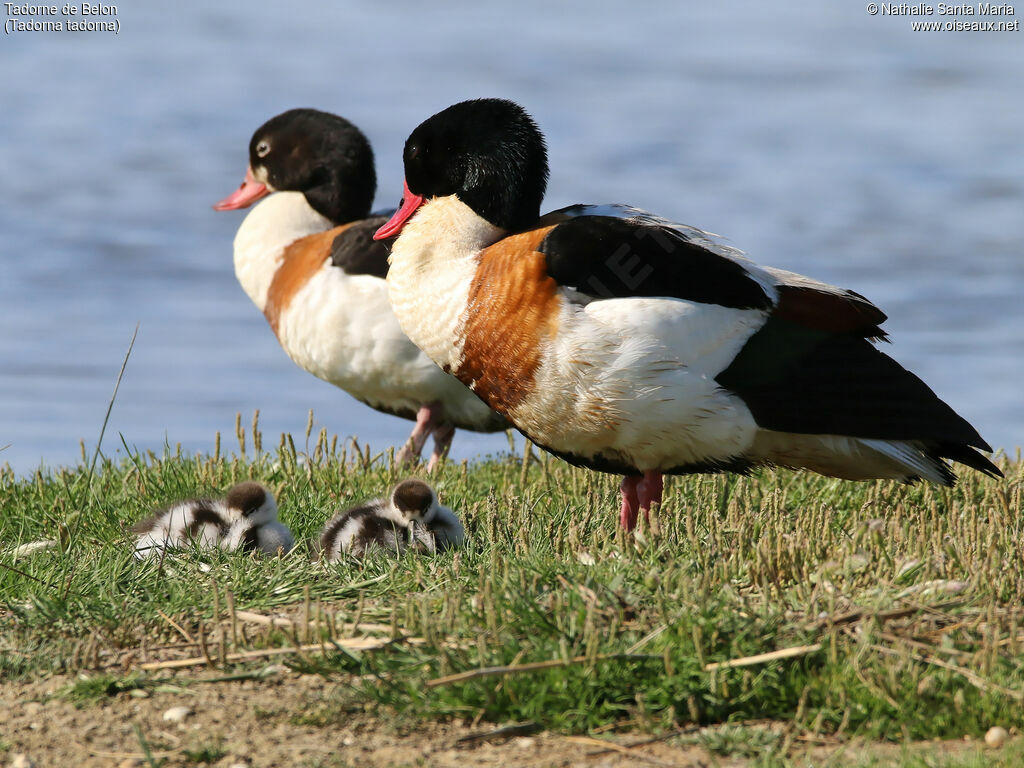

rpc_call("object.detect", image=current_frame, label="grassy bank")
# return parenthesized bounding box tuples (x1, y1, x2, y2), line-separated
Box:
(2, 416, 1022, 764)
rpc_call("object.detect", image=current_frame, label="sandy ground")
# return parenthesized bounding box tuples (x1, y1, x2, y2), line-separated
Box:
(1, 672, 736, 768)
(1, 672, 1013, 768)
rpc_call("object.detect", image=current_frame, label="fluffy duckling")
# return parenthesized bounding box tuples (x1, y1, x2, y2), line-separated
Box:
(318, 479, 464, 560)
(133, 481, 292, 558)
(220, 482, 295, 556)
(133, 496, 232, 559)
(222, 519, 295, 556)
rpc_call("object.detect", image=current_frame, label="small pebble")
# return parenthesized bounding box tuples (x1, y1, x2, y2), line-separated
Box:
(10, 754, 36, 768)
(986, 726, 1009, 748)
(161, 705, 192, 724)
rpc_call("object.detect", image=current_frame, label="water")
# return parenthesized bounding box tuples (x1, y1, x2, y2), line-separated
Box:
(1, 2, 1022, 475)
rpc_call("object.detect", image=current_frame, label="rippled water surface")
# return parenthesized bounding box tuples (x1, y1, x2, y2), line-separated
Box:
(1, 2, 1021, 474)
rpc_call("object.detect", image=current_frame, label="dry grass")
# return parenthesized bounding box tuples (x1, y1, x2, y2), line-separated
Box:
(2, 415, 1021, 764)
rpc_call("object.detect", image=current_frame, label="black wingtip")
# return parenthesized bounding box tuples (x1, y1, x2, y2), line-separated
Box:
(939, 444, 1004, 480)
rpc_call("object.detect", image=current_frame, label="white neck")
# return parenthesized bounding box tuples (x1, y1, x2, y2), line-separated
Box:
(386, 196, 506, 371)
(232, 192, 333, 310)
(378, 501, 414, 528)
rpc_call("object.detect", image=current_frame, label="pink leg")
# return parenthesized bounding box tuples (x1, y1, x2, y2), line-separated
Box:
(395, 402, 443, 466)
(637, 471, 664, 524)
(619, 475, 642, 530)
(425, 423, 455, 473)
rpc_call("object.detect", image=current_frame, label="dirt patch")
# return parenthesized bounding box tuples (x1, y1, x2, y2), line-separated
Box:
(1, 672, 731, 768)
(1, 673, 1014, 768)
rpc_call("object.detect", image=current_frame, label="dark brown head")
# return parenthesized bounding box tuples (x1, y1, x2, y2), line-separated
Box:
(390, 479, 437, 523)
(224, 482, 277, 525)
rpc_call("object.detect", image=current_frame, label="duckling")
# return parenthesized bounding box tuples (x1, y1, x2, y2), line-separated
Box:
(133, 481, 292, 558)
(223, 481, 279, 526)
(132, 495, 232, 559)
(220, 482, 295, 556)
(318, 479, 464, 560)
(399, 480, 465, 553)
(222, 519, 295, 556)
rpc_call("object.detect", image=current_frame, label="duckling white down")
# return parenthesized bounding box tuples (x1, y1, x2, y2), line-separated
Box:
(133, 481, 292, 558)
(222, 518, 295, 556)
(317, 479, 464, 560)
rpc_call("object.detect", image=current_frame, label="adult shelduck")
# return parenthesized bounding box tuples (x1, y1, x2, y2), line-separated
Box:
(373, 98, 1001, 530)
(214, 109, 505, 470)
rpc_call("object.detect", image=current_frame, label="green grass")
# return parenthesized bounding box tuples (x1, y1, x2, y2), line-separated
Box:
(181, 740, 227, 764)
(840, 738, 1024, 767)
(2, 414, 1022, 762)
(55, 672, 151, 705)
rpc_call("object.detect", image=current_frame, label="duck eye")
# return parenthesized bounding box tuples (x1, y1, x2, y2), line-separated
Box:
(256, 141, 271, 158)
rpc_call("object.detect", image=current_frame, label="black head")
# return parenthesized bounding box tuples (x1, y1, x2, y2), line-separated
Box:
(248, 108, 376, 224)
(403, 99, 548, 232)
(391, 479, 436, 522)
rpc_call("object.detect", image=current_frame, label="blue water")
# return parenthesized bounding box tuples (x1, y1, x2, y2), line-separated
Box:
(1, 2, 1021, 475)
